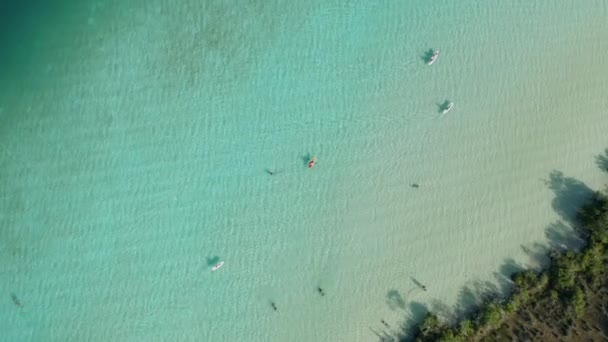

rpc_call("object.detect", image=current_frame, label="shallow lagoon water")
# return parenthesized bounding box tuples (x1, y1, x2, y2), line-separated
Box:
(1, 1, 608, 341)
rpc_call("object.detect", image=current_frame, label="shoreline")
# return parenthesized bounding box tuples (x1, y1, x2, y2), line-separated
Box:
(402, 149, 608, 341)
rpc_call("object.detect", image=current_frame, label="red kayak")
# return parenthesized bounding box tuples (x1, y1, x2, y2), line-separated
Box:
(308, 156, 317, 169)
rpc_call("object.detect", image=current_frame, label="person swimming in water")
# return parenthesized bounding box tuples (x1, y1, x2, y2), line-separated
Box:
(271, 302, 277, 311)
(317, 287, 325, 296)
(411, 183, 419, 188)
(266, 169, 283, 176)
(10, 293, 22, 307)
(381, 319, 390, 328)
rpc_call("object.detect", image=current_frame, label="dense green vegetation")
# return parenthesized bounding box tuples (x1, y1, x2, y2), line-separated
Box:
(408, 167, 608, 341)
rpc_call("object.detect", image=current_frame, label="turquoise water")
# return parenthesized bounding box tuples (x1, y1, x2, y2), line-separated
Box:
(1, 1, 608, 341)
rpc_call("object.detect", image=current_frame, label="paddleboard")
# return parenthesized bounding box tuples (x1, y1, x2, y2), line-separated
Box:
(428, 50, 439, 65)
(211, 261, 224, 271)
(442, 103, 453, 115)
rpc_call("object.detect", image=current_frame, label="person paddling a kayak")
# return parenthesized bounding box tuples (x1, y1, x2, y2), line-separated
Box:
(308, 156, 317, 169)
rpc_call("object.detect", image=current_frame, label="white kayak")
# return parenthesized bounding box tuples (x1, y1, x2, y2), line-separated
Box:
(442, 102, 454, 115)
(428, 50, 439, 65)
(211, 261, 224, 271)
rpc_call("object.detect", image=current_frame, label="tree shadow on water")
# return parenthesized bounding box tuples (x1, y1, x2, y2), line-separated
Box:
(545, 220, 585, 252)
(393, 279, 505, 341)
(493, 258, 525, 293)
(386, 289, 406, 310)
(387, 168, 604, 341)
(544, 170, 594, 227)
(429, 299, 457, 322)
(595, 148, 608, 172)
(408, 301, 429, 319)
(369, 327, 395, 342)
(521, 242, 551, 269)
(453, 280, 500, 318)
(392, 301, 429, 342)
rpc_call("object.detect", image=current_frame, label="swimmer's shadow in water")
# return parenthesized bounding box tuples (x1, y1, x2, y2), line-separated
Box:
(206, 256, 220, 266)
(300, 154, 312, 166)
(421, 49, 435, 64)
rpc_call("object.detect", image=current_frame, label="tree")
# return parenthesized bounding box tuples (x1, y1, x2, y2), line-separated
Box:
(439, 329, 464, 342)
(458, 319, 474, 337)
(504, 297, 519, 313)
(419, 312, 442, 338)
(481, 303, 502, 327)
(571, 287, 586, 318)
(549, 290, 559, 302)
(513, 270, 538, 289)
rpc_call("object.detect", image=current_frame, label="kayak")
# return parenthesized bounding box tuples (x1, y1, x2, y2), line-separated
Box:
(442, 102, 454, 115)
(211, 261, 224, 271)
(308, 156, 317, 169)
(428, 50, 439, 65)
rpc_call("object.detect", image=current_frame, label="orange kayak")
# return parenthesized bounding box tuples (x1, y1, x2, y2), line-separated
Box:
(308, 156, 317, 169)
